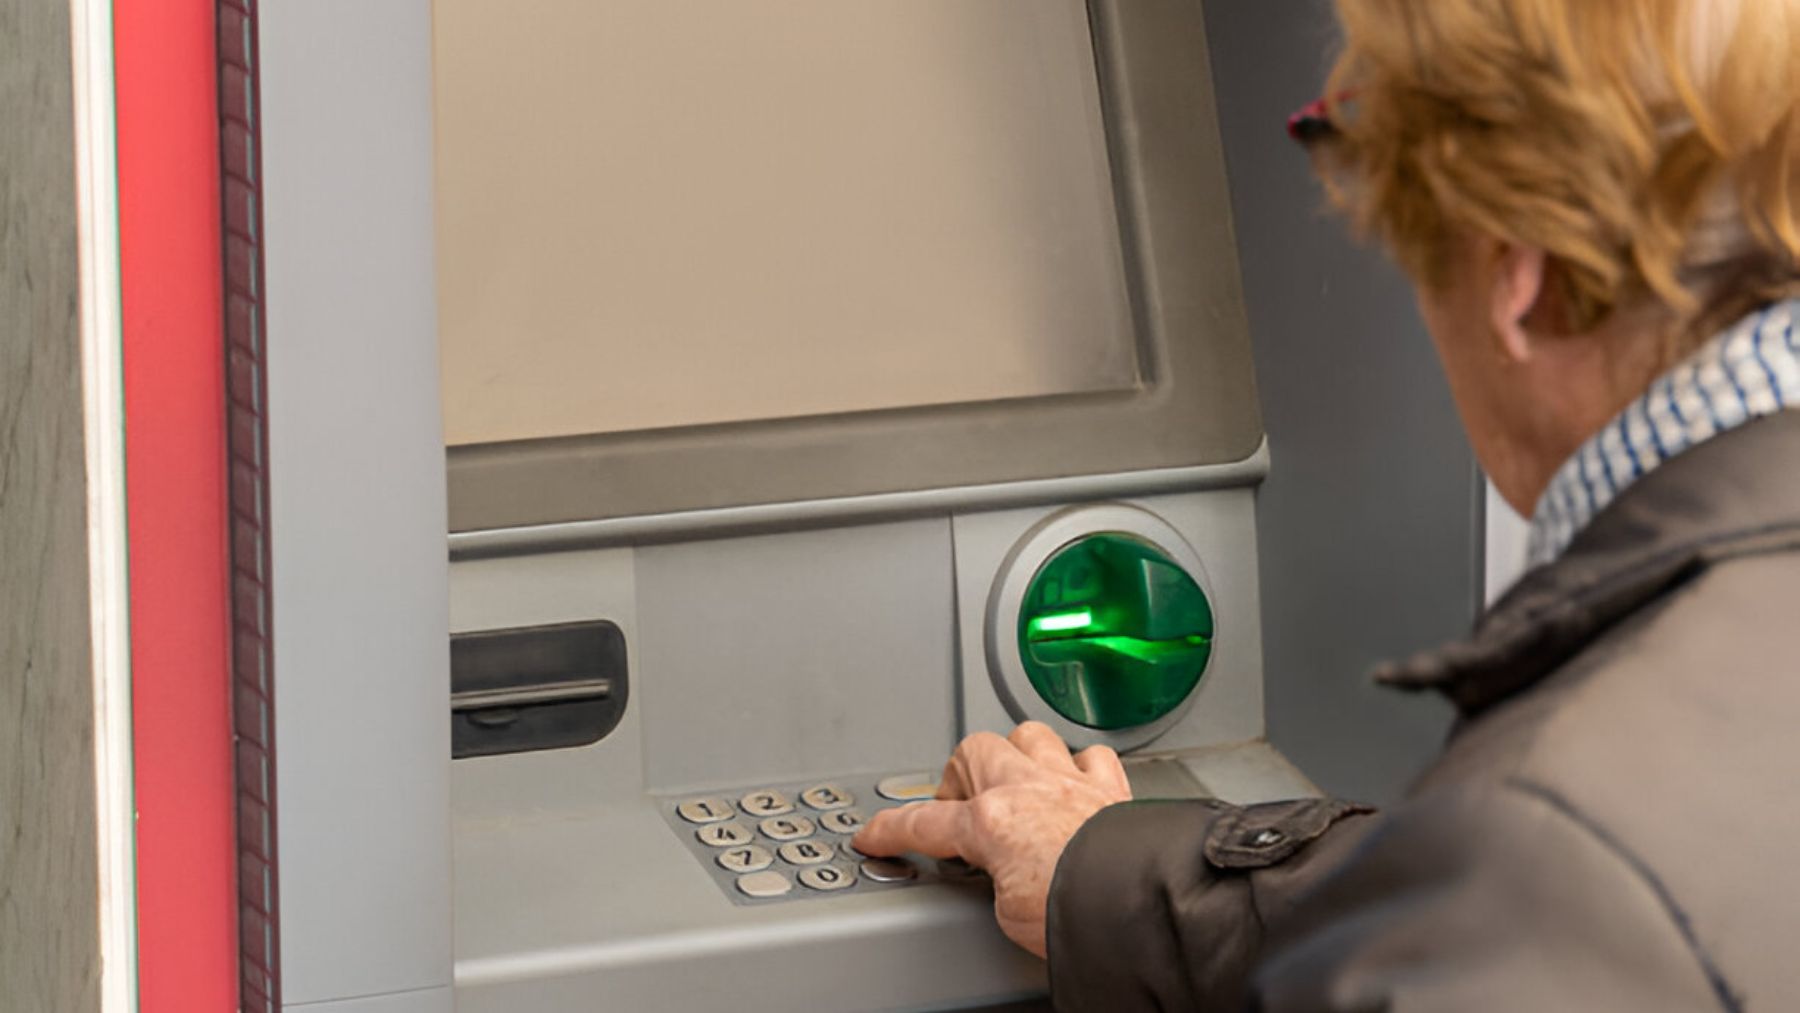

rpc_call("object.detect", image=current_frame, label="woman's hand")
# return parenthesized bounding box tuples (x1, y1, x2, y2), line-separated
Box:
(852, 721, 1133, 958)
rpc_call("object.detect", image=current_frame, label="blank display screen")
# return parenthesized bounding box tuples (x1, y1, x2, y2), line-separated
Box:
(434, 0, 1140, 447)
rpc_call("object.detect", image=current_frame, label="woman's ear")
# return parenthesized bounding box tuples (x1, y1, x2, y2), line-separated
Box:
(1488, 242, 1549, 364)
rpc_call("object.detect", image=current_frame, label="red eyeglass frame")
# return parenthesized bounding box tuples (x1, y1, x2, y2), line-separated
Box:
(1286, 91, 1355, 145)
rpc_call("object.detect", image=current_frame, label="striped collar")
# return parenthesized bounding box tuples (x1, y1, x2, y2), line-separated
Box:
(1528, 299, 1800, 565)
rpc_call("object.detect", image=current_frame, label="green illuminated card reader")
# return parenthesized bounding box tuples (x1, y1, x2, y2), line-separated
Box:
(1019, 533, 1214, 730)
(988, 504, 1218, 751)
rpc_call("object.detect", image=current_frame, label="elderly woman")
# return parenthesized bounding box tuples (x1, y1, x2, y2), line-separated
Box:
(855, 1, 1800, 1008)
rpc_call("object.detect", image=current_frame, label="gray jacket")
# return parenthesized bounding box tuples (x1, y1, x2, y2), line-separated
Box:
(1048, 411, 1800, 1012)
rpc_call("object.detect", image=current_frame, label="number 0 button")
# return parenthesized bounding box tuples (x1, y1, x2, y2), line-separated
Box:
(799, 865, 854, 891)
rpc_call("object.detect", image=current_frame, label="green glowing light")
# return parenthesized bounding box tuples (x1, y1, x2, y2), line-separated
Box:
(1028, 609, 1094, 636)
(1017, 533, 1214, 730)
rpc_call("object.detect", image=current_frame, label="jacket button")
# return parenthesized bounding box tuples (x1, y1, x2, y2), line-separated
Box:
(1250, 829, 1285, 847)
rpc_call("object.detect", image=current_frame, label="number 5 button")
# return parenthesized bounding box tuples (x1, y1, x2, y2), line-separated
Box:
(759, 816, 815, 841)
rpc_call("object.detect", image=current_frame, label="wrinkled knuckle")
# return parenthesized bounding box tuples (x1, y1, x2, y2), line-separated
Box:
(968, 792, 1010, 833)
(961, 730, 1008, 755)
(1086, 744, 1122, 767)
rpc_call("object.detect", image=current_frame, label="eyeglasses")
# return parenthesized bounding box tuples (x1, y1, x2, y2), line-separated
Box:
(1286, 91, 1355, 146)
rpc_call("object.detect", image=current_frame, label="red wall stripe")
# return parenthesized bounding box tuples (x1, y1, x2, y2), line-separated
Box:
(116, 0, 240, 1008)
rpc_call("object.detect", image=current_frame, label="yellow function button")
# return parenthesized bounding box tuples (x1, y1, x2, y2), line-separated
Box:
(875, 773, 939, 802)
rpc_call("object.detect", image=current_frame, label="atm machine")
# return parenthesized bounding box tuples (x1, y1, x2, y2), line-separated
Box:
(258, 1, 1319, 1010)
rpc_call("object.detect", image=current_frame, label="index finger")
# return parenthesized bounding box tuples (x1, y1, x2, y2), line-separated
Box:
(852, 800, 967, 860)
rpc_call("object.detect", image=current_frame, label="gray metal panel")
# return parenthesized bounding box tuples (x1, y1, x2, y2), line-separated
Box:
(286, 987, 450, 1013)
(448, 445, 1268, 559)
(448, 547, 646, 823)
(634, 519, 959, 793)
(261, 0, 452, 1004)
(454, 805, 1045, 1013)
(0, 2, 102, 1004)
(446, 0, 1262, 531)
(448, 544, 1043, 1010)
(1202, 0, 1473, 804)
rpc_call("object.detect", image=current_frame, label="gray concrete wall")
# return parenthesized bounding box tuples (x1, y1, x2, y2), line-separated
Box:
(1203, 1, 1476, 804)
(0, 1, 103, 1008)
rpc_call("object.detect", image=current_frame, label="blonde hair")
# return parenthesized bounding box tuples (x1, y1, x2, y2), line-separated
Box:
(1321, 0, 1800, 356)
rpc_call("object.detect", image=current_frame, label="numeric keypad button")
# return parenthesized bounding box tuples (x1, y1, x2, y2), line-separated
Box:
(876, 773, 939, 802)
(735, 870, 792, 898)
(695, 822, 752, 847)
(778, 840, 834, 866)
(819, 809, 865, 835)
(739, 790, 794, 817)
(800, 784, 853, 811)
(676, 798, 734, 824)
(759, 815, 816, 841)
(799, 864, 854, 891)
(717, 845, 774, 874)
(859, 857, 917, 883)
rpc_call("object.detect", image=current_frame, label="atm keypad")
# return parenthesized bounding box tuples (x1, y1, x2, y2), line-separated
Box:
(660, 774, 983, 905)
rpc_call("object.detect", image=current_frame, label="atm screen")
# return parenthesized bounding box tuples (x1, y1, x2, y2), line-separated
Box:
(434, 0, 1138, 447)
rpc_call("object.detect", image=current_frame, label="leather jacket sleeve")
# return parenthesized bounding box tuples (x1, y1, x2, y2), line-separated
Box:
(1045, 797, 1376, 1012)
(1048, 785, 1732, 1013)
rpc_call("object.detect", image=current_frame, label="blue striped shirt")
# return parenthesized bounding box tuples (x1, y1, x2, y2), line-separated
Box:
(1527, 299, 1800, 565)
